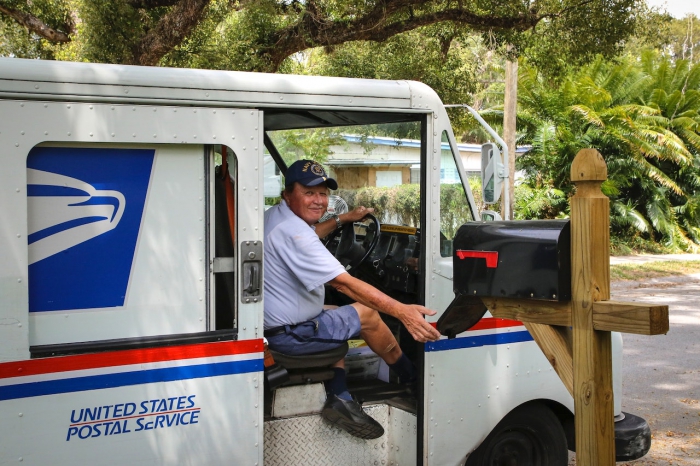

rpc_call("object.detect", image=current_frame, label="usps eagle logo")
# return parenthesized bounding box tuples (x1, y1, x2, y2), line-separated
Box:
(27, 147, 154, 312)
(27, 169, 126, 265)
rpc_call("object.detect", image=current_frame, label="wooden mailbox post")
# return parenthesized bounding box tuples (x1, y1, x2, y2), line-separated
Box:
(483, 149, 669, 465)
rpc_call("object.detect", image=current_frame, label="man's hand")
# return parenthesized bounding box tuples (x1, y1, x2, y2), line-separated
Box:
(314, 206, 375, 239)
(340, 206, 374, 224)
(399, 305, 441, 343)
(329, 272, 441, 343)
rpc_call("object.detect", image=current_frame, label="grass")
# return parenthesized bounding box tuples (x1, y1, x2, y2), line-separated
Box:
(610, 260, 700, 281)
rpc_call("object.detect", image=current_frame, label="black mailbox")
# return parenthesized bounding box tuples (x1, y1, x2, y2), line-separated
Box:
(452, 220, 571, 301)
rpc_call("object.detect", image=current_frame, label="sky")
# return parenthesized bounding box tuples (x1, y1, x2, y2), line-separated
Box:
(645, 0, 700, 18)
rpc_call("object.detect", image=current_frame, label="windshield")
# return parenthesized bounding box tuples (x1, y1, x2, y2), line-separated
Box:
(265, 121, 423, 229)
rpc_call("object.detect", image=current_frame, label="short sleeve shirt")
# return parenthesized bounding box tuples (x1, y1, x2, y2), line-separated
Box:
(263, 200, 346, 329)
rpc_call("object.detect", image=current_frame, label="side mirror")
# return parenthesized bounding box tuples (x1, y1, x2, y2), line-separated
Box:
(480, 143, 504, 204)
(480, 210, 502, 222)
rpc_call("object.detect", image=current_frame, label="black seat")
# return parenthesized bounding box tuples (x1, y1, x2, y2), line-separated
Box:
(269, 343, 349, 386)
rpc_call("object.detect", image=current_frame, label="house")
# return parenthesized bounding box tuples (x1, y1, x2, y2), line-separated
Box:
(326, 135, 528, 189)
(263, 134, 529, 194)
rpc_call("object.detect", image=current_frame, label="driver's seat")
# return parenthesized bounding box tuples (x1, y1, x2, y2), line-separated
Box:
(265, 343, 349, 418)
(268, 343, 348, 385)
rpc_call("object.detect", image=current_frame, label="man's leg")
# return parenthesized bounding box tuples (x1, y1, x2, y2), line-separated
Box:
(353, 303, 416, 383)
(308, 306, 383, 439)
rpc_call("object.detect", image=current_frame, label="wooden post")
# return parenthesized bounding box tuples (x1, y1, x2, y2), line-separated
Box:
(570, 149, 614, 465)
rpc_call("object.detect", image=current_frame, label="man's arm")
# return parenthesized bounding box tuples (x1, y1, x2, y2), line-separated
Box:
(328, 272, 441, 343)
(314, 206, 374, 239)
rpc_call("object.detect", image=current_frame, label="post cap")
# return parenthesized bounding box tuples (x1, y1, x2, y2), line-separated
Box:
(571, 149, 607, 182)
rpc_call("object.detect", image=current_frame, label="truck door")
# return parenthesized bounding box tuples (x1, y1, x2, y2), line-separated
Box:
(0, 100, 265, 466)
(422, 116, 573, 465)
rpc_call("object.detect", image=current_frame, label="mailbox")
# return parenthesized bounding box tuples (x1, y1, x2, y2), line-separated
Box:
(452, 220, 571, 301)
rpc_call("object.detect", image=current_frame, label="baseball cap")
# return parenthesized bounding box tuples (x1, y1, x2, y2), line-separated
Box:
(285, 159, 338, 190)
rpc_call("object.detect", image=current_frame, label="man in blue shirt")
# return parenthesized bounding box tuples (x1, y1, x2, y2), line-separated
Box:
(264, 159, 440, 439)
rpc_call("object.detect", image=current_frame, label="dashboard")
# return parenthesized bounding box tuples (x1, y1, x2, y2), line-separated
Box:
(359, 224, 421, 303)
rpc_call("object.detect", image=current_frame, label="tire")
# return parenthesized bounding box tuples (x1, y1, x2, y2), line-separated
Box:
(465, 402, 568, 466)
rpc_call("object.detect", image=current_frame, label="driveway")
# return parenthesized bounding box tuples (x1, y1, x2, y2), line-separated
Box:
(569, 257, 700, 465)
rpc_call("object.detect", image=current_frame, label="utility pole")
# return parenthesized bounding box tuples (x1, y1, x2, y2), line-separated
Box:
(502, 57, 518, 220)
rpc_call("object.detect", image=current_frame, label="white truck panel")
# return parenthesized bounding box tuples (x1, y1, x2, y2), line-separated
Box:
(425, 326, 572, 465)
(0, 340, 264, 466)
(235, 110, 266, 343)
(0, 99, 262, 358)
(0, 58, 413, 111)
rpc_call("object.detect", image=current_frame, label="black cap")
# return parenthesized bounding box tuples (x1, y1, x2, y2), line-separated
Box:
(285, 159, 338, 190)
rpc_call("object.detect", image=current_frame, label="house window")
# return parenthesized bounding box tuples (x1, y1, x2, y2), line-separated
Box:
(376, 170, 403, 187)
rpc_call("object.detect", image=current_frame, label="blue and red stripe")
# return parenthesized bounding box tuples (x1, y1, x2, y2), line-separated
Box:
(426, 318, 533, 352)
(0, 340, 263, 401)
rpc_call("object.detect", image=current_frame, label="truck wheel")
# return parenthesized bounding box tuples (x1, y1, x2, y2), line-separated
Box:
(465, 402, 568, 466)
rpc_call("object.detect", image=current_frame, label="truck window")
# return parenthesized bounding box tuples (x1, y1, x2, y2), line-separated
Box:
(266, 121, 422, 229)
(265, 117, 426, 319)
(213, 146, 238, 331)
(439, 130, 474, 257)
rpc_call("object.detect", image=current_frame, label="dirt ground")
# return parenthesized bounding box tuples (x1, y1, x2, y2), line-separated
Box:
(568, 273, 700, 465)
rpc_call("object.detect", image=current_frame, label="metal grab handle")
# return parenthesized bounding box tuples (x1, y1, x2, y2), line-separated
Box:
(240, 240, 262, 302)
(243, 262, 260, 294)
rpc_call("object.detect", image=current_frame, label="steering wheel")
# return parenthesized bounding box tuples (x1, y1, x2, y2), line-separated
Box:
(326, 214, 381, 272)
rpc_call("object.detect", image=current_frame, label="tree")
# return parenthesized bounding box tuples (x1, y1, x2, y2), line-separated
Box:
(1, 0, 643, 74)
(664, 14, 699, 63)
(0, 0, 74, 59)
(299, 24, 483, 135)
(513, 52, 700, 250)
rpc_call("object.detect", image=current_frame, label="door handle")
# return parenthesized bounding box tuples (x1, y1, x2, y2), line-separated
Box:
(240, 240, 262, 303)
(243, 262, 260, 294)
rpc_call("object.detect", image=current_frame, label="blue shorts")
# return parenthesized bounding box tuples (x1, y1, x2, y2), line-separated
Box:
(266, 305, 361, 355)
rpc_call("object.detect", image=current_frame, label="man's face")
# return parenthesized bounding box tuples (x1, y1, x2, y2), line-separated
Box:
(284, 182, 329, 225)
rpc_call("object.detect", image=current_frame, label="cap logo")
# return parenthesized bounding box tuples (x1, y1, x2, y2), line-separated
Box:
(301, 161, 326, 177)
(287, 159, 336, 189)
(311, 164, 325, 176)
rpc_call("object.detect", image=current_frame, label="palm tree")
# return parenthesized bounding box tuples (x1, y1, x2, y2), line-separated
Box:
(515, 52, 700, 250)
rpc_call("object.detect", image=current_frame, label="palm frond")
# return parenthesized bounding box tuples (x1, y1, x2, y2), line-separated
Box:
(611, 200, 650, 233)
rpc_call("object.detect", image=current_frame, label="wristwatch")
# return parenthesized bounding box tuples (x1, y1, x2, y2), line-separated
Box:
(332, 214, 342, 229)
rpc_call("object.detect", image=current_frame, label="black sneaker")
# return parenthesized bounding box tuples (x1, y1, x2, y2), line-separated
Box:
(321, 394, 384, 439)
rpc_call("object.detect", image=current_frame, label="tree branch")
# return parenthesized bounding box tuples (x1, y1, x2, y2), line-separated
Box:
(131, 0, 211, 66)
(0, 2, 74, 43)
(263, 0, 544, 71)
(125, 0, 181, 7)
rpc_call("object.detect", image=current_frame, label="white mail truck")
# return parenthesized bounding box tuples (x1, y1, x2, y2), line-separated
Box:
(0, 58, 649, 465)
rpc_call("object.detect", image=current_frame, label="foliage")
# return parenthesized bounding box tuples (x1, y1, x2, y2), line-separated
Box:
(514, 52, 700, 250)
(0, 0, 74, 59)
(633, 13, 700, 65)
(1, 0, 644, 76)
(668, 14, 700, 63)
(78, 1, 150, 64)
(340, 182, 472, 236)
(352, 185, 420, 227)
(468, 176, 483, 212)
(504, 0, 640, 79)
(440, 183, 474, 238)
(513, 183, 567, 220)
(304, 25, 480, 134)
(268, 128, 345, 166)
